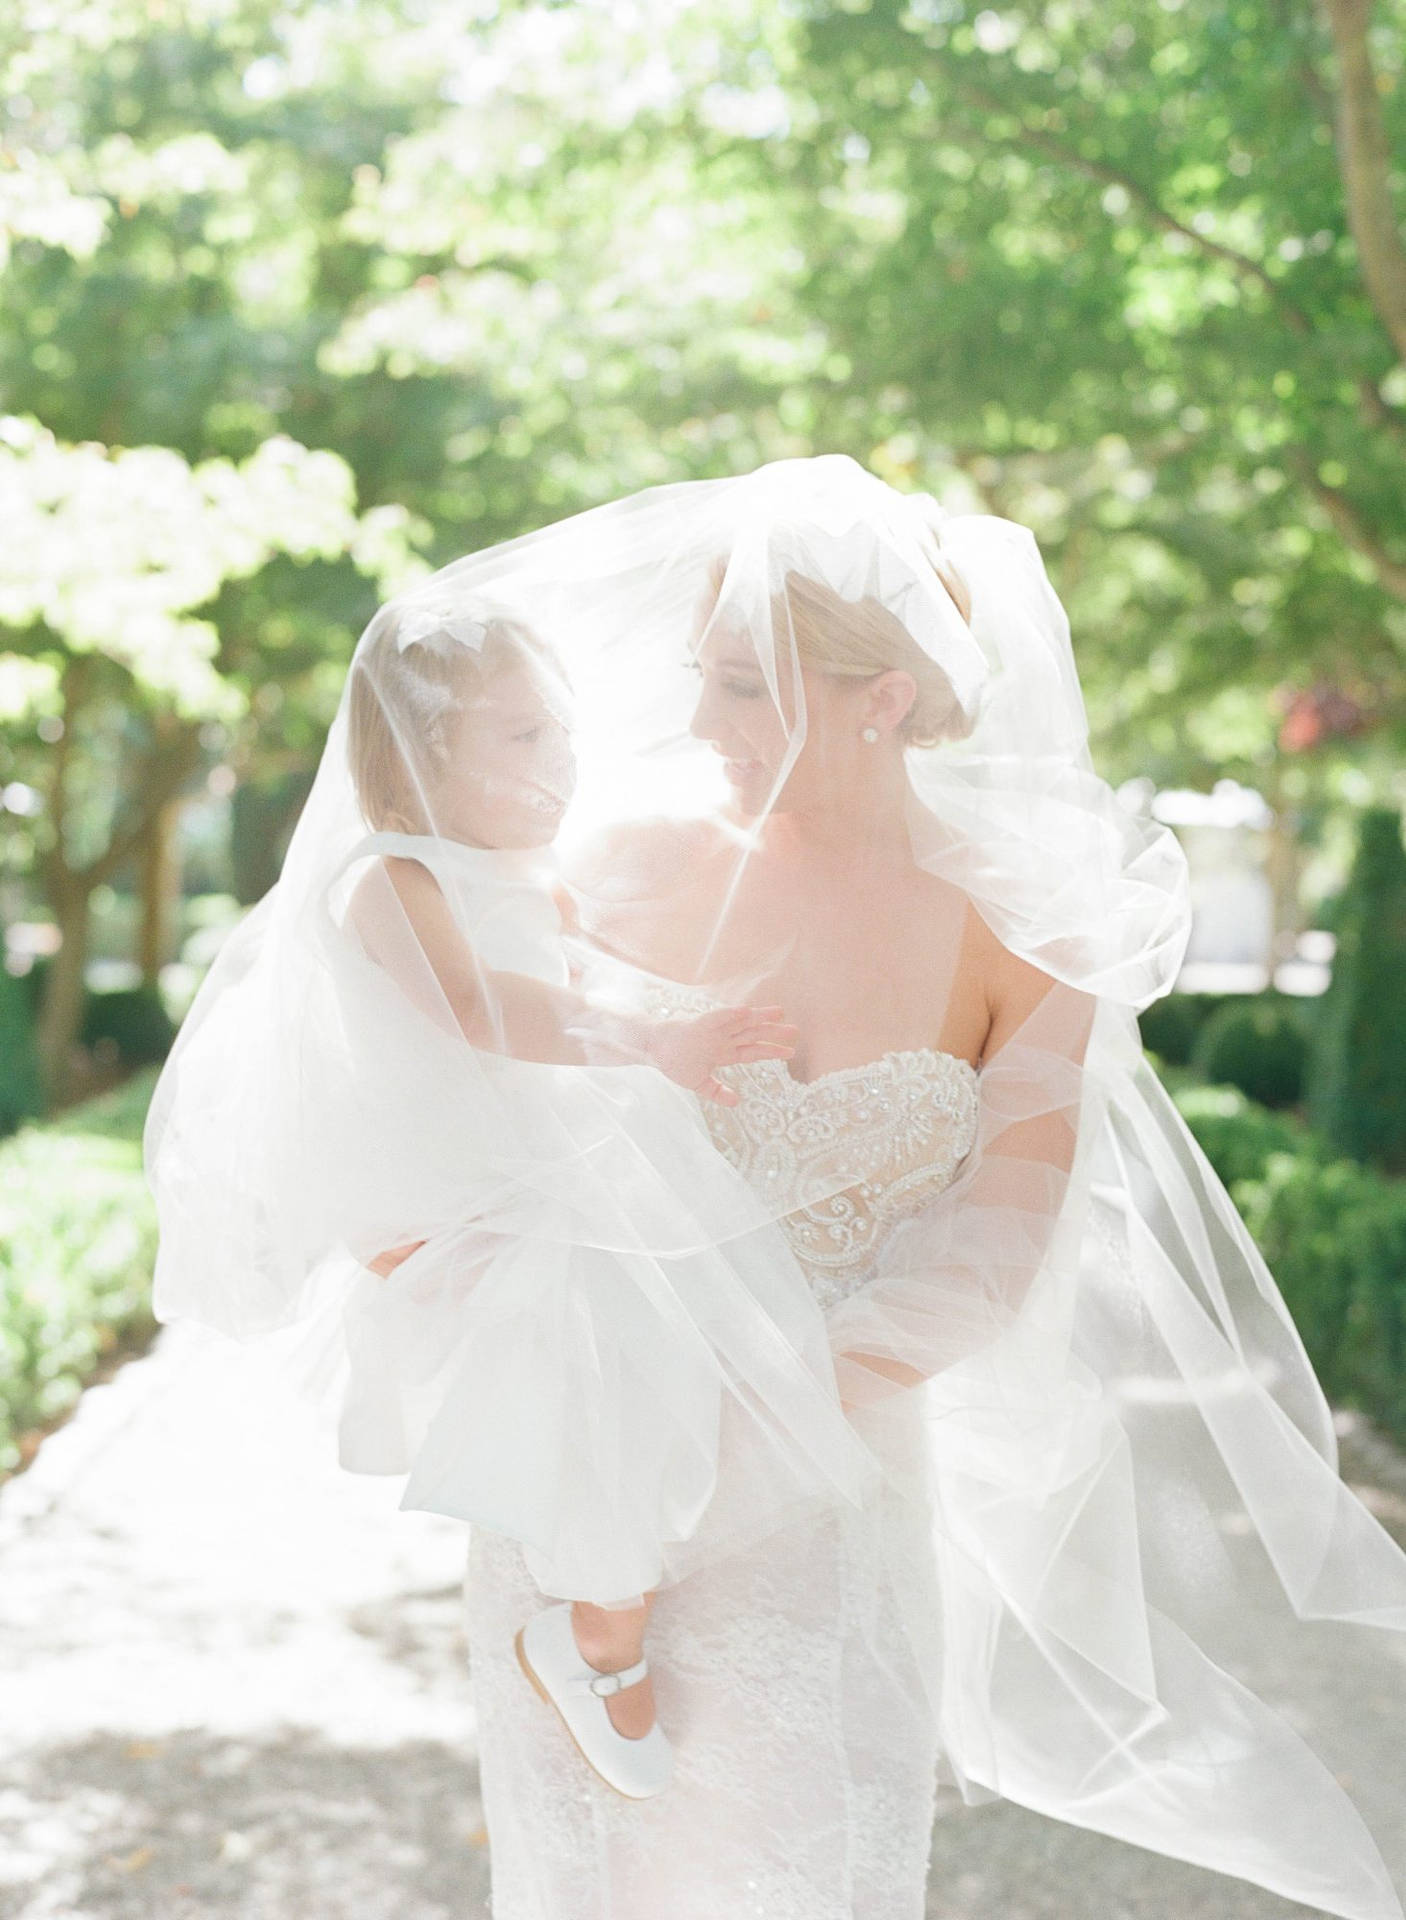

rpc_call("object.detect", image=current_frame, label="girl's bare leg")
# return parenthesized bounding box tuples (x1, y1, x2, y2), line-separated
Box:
(569, 1591, 658, 1739)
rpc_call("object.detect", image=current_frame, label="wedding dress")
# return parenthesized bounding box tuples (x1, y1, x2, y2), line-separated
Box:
(463, 970, 971, 1920)
(143, 453, 1406, 1920)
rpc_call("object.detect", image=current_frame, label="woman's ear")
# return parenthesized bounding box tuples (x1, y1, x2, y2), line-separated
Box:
(866, 669, 918, 735)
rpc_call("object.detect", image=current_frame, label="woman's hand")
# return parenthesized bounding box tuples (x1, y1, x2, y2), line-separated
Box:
(640, 1004, 798, 1106)
(366, 1237, 427, 1278)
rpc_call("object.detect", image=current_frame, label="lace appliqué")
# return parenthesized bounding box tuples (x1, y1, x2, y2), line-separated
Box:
(643, 985, 981, 1313)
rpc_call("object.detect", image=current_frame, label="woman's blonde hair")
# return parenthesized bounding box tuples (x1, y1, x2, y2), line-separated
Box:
(703, 551, 976, 749)
(346, 605, 558, 834)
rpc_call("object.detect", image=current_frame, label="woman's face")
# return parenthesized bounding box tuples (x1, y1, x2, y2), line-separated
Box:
(685, 618, 900, 821)
(440, 661, 577, 848)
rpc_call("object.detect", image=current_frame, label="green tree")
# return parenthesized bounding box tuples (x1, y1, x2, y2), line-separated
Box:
(1304, 804, 1406, 1171)
(0, 0, 814, 1107)
(0, 416, 415, 1101)
(716, 0, 1406, 800)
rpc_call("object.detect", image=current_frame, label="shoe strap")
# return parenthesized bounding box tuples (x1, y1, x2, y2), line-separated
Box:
(572, 1654, 650, 1698)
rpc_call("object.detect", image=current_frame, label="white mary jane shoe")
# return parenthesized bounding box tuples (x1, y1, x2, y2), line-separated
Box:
(514, 1600, 674, 1800)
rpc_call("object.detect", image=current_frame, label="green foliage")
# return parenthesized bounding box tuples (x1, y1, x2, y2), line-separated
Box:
(1305, 808, 1406, 1173)
(79, 984, 176, 1066)
(17, 960, 176, 1064)
(769, 0, 1406, 789)
(1171, 1081, 1313, 1190)
(1234, 1153, 1383, 1397)
(0, 1066, 159, 1475)
(0, 963, 43, 1138)
(1166, 1056, 1406, 1445)
(1188, 992, 1314, 1109)
(1340, 1182, 1406, 1436)
(1137, 991, 1237, 1068)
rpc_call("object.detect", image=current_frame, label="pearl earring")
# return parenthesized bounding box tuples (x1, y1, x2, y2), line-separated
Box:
(860, 726, 880, 743)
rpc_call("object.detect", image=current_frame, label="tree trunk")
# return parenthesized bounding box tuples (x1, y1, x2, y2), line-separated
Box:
(138, 793, 185, 986)
(35, 883, 90, 1110)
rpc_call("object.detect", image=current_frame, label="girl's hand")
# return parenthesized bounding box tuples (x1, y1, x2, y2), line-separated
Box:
(642, 1004, 798, 1106)
(366, 1237, 427, 1278)
(833, 1349, 929, 1413)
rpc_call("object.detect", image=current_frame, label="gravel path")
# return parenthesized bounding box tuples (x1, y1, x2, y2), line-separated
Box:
(2, 1319, 1403, 1919)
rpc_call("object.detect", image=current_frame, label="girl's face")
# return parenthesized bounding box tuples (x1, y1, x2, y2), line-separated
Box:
(441, 660, 577, 848)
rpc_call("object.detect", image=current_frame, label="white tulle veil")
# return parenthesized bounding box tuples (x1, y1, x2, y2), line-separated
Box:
(144, 453, 1406, 1919)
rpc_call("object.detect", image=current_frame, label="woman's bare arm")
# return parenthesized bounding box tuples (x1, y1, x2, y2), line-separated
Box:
(835, 936, 1095, 1408)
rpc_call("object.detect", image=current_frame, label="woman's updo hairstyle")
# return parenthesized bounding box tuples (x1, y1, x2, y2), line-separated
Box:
(346, 603, 556, 834)
(776, 550, 977, 750)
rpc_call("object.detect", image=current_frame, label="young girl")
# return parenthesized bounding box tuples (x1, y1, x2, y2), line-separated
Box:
(335, 598, 800, 1798)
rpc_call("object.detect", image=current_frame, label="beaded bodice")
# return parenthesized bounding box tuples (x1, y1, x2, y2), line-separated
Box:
(642, 983, 981, 1313)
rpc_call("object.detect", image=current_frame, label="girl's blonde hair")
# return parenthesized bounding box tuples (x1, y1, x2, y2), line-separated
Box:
(346, 605, 559, 834)
(703, 551, 976, 749)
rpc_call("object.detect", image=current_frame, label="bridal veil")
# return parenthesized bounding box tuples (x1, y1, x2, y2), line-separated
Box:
(144, 453, 1406, 1919)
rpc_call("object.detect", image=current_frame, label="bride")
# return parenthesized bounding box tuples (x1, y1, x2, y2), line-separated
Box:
(145, 455, 1406, 1920)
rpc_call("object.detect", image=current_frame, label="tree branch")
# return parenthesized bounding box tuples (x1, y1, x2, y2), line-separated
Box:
(946, 77, 1316, 337)
(945, 67, 1406, 456)
(1285, 444, 1406, 603)
(1318, 0, 1406, 361)
(38, 651, 93, 903)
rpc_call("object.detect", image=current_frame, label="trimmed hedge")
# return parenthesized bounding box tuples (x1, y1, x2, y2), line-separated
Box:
(0, 1066, 160, 1475)
(1233, 1152, 1379, 1392)
(1139, 989, 1312, 1107)
(1169, 1079, 1315, 1189)
(79, 982, 176, 1066)
(1305, 806, 1406, 1175)
(1137, 991, 1234, 1069)
(0, 965, 43, 1137)
(1188, 992, 1313, 1110)
(1164, 1065, 1406, 1448)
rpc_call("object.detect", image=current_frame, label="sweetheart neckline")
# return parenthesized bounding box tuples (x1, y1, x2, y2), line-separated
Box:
(629, 972, 983, 1089)
(575, 946, 984, 1088)
(740, 1043, 981, 1095)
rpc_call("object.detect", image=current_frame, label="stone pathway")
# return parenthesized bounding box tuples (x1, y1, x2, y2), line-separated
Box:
(0, 1321, 486, 1919)
(1, 1320, 1403, 1919)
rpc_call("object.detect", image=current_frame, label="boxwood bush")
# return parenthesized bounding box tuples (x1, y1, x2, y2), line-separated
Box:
(1232, 1152, 1381, 1395)
(1188, 992, 1314, 1110)
(0, 964, 43, 1139)
(0, 1066, 160, 1476)
(1170, 1081, 1318, 1190)
(79, 982, 176, 1067)
(1164, 1060, 1406, 1449)
(1305, 806, 1406, 1175)
(1137, 991, 1234, 1069)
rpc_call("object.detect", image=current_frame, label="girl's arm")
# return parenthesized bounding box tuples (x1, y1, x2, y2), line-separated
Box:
(350, 852, 794, 1093)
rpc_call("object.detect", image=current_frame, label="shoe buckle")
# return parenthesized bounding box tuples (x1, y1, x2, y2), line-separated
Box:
(579, 1654, 647, 1698)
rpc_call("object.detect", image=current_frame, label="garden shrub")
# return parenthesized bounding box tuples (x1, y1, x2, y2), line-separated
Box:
(1233, 1151, 1381, 1397)
(0, 1067, 159, 1475)
(1304, 806, 1406, 1175)
(1339, 1182, 1406, 1436)
(1137, 994, 1202, 1068)
(0, 964, 43, 1138)
(1137, 992, 1232, 1069)
(79, 982, 176, 1066)
(1189, 992, 1313, 1109)
(1171, 1081, 1315, 1191)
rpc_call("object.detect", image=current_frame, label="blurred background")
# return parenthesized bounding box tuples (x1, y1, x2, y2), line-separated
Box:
(2, 0, 1405, 1482)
